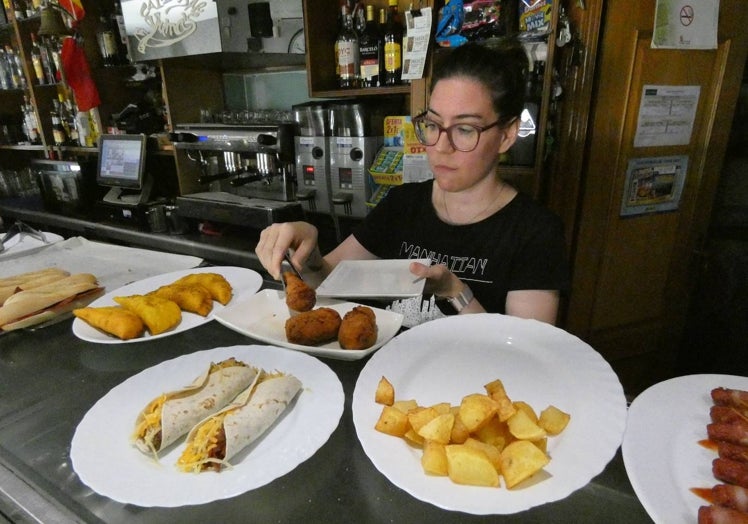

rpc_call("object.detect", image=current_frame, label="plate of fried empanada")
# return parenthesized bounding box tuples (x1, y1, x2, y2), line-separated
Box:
(72, 267, 262, 344)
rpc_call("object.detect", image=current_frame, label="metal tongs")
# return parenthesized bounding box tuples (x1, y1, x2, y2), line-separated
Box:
(280, 251, 304, 292)
(0, 221, 48, 253)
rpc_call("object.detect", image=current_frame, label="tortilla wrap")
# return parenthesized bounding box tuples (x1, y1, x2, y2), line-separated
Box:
(177, 371, 302, 472)
(132, 358, 258, 456)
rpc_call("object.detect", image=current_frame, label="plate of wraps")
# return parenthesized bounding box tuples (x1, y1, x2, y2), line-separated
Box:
(72, 266, 262, 343)
(71, 344, 344, 507)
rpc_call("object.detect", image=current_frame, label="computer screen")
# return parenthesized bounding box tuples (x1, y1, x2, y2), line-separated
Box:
(96, 134, 147, 190)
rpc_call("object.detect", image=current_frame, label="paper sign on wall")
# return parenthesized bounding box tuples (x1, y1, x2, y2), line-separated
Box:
(634, 85, 700, 148)
(652, 0, 718, 50)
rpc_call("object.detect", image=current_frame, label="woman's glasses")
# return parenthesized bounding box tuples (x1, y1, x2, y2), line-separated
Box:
(412, 111, 503, 152)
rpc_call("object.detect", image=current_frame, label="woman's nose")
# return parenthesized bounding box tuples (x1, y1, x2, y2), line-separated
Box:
(433, 130, 455, 153)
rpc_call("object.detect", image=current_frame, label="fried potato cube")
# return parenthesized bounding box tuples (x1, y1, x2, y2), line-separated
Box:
(392, 399, 419, 413)
(430, 402, 452, 415)
(463, 437, 503, 471)
(375, 405, 409, 437)
(403, 428, 425, 446)
(538, 405, 571, 435)
(416, 413, 454, 444)
(450, 407, 470, 444)
(484, 379, 516, 421)
(472, 416, 513, 451)
(421, 441, 448, 476)
(459, 394, 499, 433)
(445, 444, 500, 487)
(407, 406, 439, 433)
(513, 401, 538, 424)
(499, 440, 550, 488)
(375, 376, 395, 406)
(532, 437, 548, 453)
(506, 408, 546, 441)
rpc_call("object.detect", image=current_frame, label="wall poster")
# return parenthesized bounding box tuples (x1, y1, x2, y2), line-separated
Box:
(620, 156, 689, 217)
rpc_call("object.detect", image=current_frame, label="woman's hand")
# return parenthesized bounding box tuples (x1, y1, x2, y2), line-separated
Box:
(409, 261, 463, 298)
(255, 222, 320, 280)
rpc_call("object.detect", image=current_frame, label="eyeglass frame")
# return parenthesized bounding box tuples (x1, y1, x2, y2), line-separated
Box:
(411, 111, 509, 152)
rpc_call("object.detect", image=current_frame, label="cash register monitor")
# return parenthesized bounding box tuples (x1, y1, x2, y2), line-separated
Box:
(97, 134, 152, 206)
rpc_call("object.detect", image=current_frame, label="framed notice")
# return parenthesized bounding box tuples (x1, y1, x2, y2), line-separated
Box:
(620, 156, 688, 217)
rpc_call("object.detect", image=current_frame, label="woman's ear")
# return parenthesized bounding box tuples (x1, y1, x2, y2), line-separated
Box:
(498, 118, 520, 154)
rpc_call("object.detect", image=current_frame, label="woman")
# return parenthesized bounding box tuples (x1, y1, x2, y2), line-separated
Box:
(256, 42, 569, 325)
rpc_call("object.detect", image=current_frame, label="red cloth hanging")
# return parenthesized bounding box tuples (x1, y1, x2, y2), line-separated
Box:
(57, 0, 86, 25)
(61, 36, 100, 111)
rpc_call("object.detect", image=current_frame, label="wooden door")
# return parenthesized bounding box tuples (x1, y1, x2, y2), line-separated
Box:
(565, 0, 748, 393)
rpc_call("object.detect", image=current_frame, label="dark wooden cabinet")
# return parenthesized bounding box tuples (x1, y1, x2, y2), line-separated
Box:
(301, 0, 562, 198)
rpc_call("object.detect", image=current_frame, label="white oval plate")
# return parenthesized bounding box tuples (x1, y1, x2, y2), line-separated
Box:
(214, 289, 404, 361)
(352, 314, 627, 515)
(623, 374, 748, 524)
(72, 266, 262, 344)
(71, 344, 344, 507)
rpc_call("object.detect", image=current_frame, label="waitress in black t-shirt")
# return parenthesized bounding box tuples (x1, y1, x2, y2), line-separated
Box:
(256, 42, 569, 325)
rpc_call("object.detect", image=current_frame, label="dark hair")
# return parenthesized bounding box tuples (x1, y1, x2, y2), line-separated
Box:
(429, 41, 528, 125)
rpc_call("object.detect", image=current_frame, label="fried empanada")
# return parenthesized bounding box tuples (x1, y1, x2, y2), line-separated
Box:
(73, 306, 146, 340)
(150, 283, 213, 317)
(283, 271, 316, 312)
(113, 294, 181, 335)
(172, 273, 232, 305)
(338, 306, 378, 350)
(285, 307, 342, 346)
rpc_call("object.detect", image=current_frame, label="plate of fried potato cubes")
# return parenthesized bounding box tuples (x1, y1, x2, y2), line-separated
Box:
(72, 267, 262, 344)
(352, 314, 627, 515)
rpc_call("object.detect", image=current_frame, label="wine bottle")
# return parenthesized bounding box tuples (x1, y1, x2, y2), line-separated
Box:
(335, 5, 359, 89)
(359, 4, 382, 88)
(382, 0, 402, 86)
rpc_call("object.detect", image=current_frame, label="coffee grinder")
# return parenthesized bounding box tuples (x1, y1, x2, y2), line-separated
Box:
(328, 101, 383, 219)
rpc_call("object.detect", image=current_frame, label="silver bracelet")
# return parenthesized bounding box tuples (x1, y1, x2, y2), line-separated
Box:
(447, 284, 474, 313)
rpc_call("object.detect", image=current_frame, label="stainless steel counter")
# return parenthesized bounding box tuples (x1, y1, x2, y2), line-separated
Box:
(0, 198, 265, 272)
(0, 316, 653, 524)
(0, 198, 653, 522)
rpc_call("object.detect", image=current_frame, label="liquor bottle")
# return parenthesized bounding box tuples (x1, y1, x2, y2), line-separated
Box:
(358, 4, 382, 88)
(57, 93, 72, 144)
(50, 100, 66, 146)
(49, 38, 62, 82)
(12, 0, 26, 20)
(353, 2, 366, 35)
(97, 12, 120, 66)
(382, 0, 402, 86)
(335, 4, 359, 89)
(39, 36, 57, 84)
(21, 95, 40, 144)
(62, 94, 79, 145)
(4, 45, 24, 89)
(0, 49, 10, 90)
(30, 34, 45, 85)
(112, 0, 132, 64)
(510, 63, 543, 166)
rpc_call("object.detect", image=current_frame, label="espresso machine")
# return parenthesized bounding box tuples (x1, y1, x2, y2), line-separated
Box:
(328, 102, 384, 219)
(172, 122, 304, 229)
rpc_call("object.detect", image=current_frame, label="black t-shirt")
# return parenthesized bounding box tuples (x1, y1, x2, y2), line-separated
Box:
(353, 180, 570, 314)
